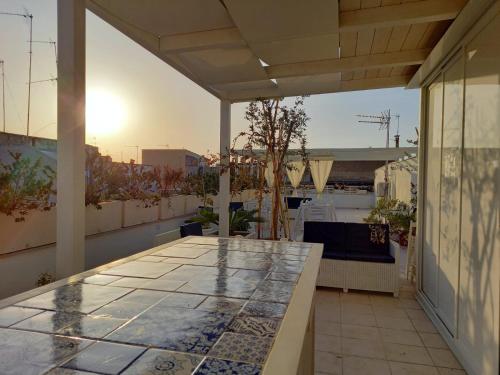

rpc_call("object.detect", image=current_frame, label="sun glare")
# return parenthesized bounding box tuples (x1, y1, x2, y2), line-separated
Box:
(86, 89, 126, 136)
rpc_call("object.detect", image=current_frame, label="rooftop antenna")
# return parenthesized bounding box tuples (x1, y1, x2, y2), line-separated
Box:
(125, 145, 140, 163)
(356, 109, 392, 198)
(0, 10, 33, 136)
(1, 60, 5, 132)
(31, 39, 57, 67)
(394, 114, 400, 148)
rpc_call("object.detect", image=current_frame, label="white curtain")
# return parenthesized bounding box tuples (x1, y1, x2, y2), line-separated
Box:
(264, 161, 274, 187)
(310, 160, 333, 195)
(286, 161, 306, 196)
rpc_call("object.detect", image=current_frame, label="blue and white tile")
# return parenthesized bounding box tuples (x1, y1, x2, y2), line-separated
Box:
(250, 280, 295, 304)
(194, 357, 261, 375)
(228, 316, 281, 338)
(266, 272, 299, 283)
(106, 307, 233, 354)
(207, 332, 273, 364)
(178, 276, 258, 299)
(121, 349, 202, 375)
(196, 296, 246, 314)
(0, 328, 93, 374)
(62, 341, 145, 375)
(239, 301, 288, 319)
(101, 261, 181, 278)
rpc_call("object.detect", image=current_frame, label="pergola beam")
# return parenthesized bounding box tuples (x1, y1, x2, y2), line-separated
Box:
(265, 48, 430, 79)
(160, 27, 244, 53)
(227, 75, 412, 102)
(339, 0, 466, 32)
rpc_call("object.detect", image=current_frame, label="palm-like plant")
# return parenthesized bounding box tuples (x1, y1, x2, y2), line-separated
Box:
(190, 208, 264, 235)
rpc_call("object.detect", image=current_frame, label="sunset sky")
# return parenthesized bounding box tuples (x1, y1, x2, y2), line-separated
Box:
(0, 0, 420, 162)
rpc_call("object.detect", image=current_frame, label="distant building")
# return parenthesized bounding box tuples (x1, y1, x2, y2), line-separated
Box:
(141, 149, 201, 176)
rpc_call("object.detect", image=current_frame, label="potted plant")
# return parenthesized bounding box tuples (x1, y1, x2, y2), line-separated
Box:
(154, 165, 185, 219)
(85, 149, 122, 235)
(117, 160, 160, 227)
(0, 151, 56, 253)
(189, 208, 264, 237)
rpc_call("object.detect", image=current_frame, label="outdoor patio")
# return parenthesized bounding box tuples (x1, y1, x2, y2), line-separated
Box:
(314, 280, 464, 375)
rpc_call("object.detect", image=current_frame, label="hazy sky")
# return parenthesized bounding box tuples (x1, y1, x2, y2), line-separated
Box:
(0, 0, 420, 162)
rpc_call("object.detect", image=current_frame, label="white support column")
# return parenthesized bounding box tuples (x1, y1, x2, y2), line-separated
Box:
(56, 0, 86, 279)
(219, 100, 231, 237)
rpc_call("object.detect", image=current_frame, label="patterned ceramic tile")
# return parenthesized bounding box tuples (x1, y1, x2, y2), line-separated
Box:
(138, 279, 187, 292)
(12, 311, 85, 333)
(266, 272, 299, 283)
(0, 306, 44, 327)
(239, 301, 288, 318)
(101, 261, 181, 278)
(82, 274, 122, 285)
(196, 297, 246, 314)
(58, 315, 126, 338)
(250, 280, 295, 304)
(106, 307, 233, 354)
(0, 328, 93, 374)
(194, 357, 261, 375)
(152, 246, 210, 258)
(207, 332, 273, 364)
(63, 341, 145, 374)
(178, 276, 259, 299)
(16, 283, 133, 313)
(228, 316, 281, 338)
(121, 349, 202, 375)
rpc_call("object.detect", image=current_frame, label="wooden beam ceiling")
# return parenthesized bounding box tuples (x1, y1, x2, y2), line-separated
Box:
(265, 48, 430, 79)
(159, 27, 245, 53)
(339, 0, 467, 31)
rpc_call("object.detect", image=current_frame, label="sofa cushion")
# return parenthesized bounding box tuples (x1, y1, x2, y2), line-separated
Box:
(346, 223, 390, 255)
(343, 252, 395, 263)
(303, 221, 346, 256)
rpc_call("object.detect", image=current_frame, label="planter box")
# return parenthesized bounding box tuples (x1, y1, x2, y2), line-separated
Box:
(185, 195, 201, 215)
(0, 209, 56, 255)
(160, 196, 186, 220)
(122, 200, 159, 227)
(85, 201, 122, 236)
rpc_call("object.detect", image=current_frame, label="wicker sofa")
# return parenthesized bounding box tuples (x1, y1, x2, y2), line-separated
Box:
(304, 222, 400, 296)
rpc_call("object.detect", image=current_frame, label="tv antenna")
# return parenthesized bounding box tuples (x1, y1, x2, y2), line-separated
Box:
(394, 114, 400, 148)
(356, 109, 393, 197)
(0, 10, 33, 136)
(125, 145, 140, 163)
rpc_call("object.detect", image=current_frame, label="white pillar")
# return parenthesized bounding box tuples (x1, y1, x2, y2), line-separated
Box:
(219, 100, 231, 237)
(56, 0, 86, 279)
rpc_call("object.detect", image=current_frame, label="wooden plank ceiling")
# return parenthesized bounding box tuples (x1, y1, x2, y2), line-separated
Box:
(87, 0, 466, 102)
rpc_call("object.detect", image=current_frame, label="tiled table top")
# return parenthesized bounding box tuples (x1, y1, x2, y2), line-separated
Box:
(0, 236, 317, 375)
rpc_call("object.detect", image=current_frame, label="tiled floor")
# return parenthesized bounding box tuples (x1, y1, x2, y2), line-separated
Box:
(314, 279, 466, 375)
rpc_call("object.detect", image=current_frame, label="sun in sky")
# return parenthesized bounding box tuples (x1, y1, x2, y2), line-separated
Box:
(86, 89, 127, 136)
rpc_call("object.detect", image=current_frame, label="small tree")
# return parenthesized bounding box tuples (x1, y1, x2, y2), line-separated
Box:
(238, 97, 309, 239)
(114, 160, 159, 207)
(0, 152, 56, 221)
(85, 148, 113, 209)
(153, 165, 184, 198)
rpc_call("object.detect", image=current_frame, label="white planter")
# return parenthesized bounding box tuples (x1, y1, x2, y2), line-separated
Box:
(0, 209, 56, 255)
(185, 195, 201, 215)
(85, 201, 122, 236)
(122, 200, 159, 227)
(160, 196, 185, 220)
